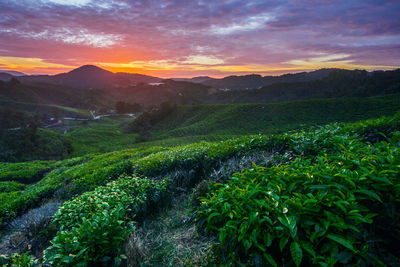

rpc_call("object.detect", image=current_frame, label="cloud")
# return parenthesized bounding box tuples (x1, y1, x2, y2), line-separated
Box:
(0, 0, 398, 76)
(1, 28, 123, 48)
(209, 13, 274, 35)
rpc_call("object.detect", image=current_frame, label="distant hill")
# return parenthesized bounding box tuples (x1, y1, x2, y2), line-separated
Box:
(106, 79, 211, 106)
(208, 68, 400, 103)
(194, 68, 338, 90)
(18, 65, 162, 89)
(0, 77, 108, 110)
(0, 73, 14, 82)
(172, 76, 213, 83)
(1, 66, 399, 110)
(0, 70, 25, 76)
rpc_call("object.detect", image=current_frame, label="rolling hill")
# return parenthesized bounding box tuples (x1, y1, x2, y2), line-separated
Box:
(176, 68, 337, 90)
(130, 93, 400, 140)
(0, 78, 108, 111)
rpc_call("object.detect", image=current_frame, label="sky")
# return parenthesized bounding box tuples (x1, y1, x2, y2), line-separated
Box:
(0, 0, 399, 78)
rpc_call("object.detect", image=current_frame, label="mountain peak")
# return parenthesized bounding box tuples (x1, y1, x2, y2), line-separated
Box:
(68, 65, 112, 75)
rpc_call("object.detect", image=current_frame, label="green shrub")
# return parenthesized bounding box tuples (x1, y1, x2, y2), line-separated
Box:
(0, 252, 38, 267)
(0, 147, 164, 224)
(44, 175, 169, 266)
(198, 133, 400, 266)
(0, 161, 54, 184)
(0, 181, 25, 193)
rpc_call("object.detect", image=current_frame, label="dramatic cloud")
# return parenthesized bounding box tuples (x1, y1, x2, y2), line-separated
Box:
(0, 0, 399, 77)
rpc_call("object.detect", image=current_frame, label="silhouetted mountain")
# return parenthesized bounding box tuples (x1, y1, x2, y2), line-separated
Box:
(0, 73, 13, 82)
(172, 76, 213, 83)
(0, 70, 25, 76)
(18, 65, 161, 89)
(203, 74, 264, 90)
(209, 69, 400, 103)
(199, 69, 338, 90)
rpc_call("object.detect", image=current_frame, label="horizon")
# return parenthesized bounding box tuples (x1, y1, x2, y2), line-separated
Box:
(0, 0, 399, 78)
(0, 64, 398, 79)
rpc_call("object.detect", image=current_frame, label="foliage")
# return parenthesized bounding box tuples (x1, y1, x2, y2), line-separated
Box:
(128, 102, 177, 136)
(0, 128, 72, 162)
(63, 117, 140, 157)
(1, 112, 400, 227)
(0, 147, 164, 225)
(0, 112, 399, 265)
(0, 252, 39, 267)
(0, 181, 26, 193)
(115, 101, 143, 114)
(0, 161, 54, 183)
(147, 94, 400, 140)
(44, 175, 169, 266)
(198, 128, 400, 266)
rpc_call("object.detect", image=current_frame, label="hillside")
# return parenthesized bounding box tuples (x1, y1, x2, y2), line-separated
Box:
(130, 94, 400, 140)
(104, 68, 400, 106)
(175, 68, 337, 90)
(0, 112, 399, 265)
(106, 79, 211, 106)
(210, 68, 400, 103)
(0, 78, 108, 111)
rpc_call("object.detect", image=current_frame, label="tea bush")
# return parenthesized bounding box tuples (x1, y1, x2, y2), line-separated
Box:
(0, 147, 165, 225)
(0, 161, 54, 184)
(0, 252, 38, 267)
(44, 175, 169, 266)
(2, 112, 400, 226)
(0, 181, 25, 193)
(198, 131, 400, 266)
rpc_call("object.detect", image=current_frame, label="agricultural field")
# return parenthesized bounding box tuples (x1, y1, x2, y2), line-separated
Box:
(146, 94, 400, 139)
(0, 111, 398, 266)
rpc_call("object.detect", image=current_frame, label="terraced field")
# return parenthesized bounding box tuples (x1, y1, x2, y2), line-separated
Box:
(0, 112, 399, 265)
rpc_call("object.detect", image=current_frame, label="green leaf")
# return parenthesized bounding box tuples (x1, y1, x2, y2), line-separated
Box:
(290, 241, 303, 267)
(263, 253, 277, 267)
(279, 237, 288, 251)
(355, 189, 382, 203)
(300, 241, 316, 258)
(326, 234, 356, 252)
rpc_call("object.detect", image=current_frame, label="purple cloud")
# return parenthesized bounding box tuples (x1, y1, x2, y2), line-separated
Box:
(0, 0, 398, 76)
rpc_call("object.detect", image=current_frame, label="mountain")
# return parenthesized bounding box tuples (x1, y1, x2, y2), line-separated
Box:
(172, 76, 213, 83)
(209, 68, 400, 103)
(0, 70, 25, 76)
(0, 73, 14, 82)
(18, 65, 162, 89)
(195, 68, 338, 90)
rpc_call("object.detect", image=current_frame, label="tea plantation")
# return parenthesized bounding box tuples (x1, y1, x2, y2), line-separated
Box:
(0, 112, 399, 266)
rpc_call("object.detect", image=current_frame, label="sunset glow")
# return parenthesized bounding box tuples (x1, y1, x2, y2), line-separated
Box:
(0, 0, 399, 77)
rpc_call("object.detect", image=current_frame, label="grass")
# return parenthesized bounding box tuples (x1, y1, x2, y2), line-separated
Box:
(126, 193, 213, 266)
